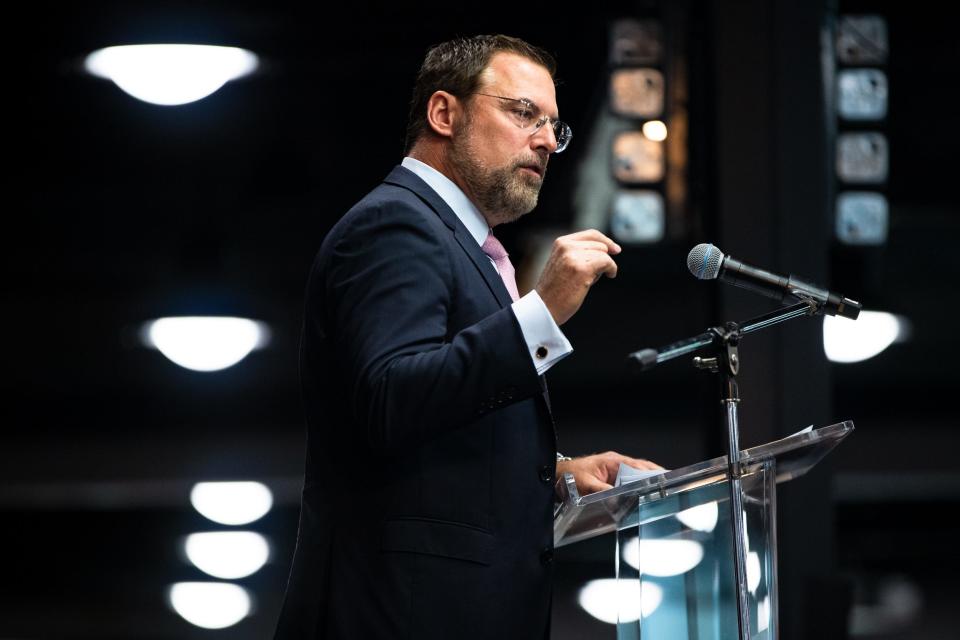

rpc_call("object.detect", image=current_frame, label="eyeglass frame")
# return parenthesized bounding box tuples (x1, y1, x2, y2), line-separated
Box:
(472, 92, 572, 153)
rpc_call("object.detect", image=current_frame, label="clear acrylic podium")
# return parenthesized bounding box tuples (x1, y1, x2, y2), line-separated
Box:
(554, 420, 854, 639)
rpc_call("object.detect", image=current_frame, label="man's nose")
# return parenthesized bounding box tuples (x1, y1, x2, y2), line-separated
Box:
(531, 122, 559, 154)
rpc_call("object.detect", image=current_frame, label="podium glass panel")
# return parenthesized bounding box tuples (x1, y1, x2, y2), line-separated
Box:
(613, 461, 777, 639)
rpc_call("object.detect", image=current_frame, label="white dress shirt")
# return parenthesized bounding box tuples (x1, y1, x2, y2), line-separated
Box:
(401, 156, 573, 374)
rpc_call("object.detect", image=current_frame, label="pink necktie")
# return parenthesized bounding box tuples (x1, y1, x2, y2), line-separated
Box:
(481, 232, 520, 302)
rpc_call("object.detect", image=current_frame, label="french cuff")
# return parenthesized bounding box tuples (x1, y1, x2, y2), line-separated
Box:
(511, 290, 574, 375)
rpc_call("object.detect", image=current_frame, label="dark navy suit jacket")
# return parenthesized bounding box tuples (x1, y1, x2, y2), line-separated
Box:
(274, 165, 558, 639)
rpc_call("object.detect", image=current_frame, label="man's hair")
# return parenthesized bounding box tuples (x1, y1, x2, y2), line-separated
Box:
(403, 34, 557, 154)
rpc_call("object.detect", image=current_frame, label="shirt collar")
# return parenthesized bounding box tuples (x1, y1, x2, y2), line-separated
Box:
(401, 156, 490, 247)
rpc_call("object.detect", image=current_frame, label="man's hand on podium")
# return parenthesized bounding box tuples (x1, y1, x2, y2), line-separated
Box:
(556, 451, 663, 496)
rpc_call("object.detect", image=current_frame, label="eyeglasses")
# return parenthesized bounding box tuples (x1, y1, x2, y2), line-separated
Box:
(474, 93, 572, 153)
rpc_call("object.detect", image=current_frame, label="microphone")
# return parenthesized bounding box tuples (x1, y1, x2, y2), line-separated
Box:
(687, 243, 861, 319)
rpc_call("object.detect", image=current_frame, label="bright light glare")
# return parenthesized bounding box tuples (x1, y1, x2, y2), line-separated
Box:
(185, 531, 270, 579)
(622, 538, 704, 577)
(758, 595, 771, 632)
(85, 44, 258, 105)
(190, 481, 273, 525)
(168, 582, 251, 629)
(823, 310, 907, 363)
(747, 551, 762, 593)
(142, 316, 269, 372)
(578, 579, 663, 624)
(642, 120, 668, 141)
(675, 501, 719, 532)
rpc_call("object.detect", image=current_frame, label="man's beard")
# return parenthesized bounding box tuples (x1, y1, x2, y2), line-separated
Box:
(449, 122, 547, 226)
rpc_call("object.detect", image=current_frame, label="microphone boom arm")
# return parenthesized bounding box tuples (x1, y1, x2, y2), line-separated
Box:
(628, 300, 817, 372)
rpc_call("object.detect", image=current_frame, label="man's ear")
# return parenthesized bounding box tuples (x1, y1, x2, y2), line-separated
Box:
(425, 90, 460, 139)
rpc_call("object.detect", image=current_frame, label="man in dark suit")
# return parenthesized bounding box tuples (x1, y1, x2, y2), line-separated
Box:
(274, 34, 659, 639)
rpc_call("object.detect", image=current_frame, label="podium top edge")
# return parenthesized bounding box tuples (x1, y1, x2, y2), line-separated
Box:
(573, 420, 855, 507)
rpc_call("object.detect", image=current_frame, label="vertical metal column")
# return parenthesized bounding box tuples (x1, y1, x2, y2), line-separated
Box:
(724, 393, 752, 639)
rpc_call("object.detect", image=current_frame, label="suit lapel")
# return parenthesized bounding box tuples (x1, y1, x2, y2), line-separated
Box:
(383, 166, 514, 309)
(385, 166, 557, 440)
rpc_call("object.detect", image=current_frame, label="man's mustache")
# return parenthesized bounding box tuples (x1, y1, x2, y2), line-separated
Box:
(516, 157, 548, 176)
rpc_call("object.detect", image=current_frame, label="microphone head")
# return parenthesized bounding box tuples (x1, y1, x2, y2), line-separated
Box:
(687, 243, 725, 280)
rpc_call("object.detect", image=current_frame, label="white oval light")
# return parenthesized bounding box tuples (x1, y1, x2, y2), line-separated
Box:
(747, 550, 762, 593)
(578, 578, 663, 624)
(142, 316, 269, 372)
(190, 481, 273, 526)
(823, 310, 907, 363)
(185, 531, 270, 579)
(85, 44, 258, 106)
(622, 538, 704, 577)
(642, 120, 668, 141)
(168, 582, 251, 629)
(675, 501, 719, 532)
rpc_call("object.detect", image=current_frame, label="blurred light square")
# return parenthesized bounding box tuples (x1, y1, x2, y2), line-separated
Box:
(611, 190, 665, 243)
(837, 15, 888, 65)
(612, 131, 664, 183)
(610, 68, 665, 118)
(838, 69, 888, 120)
(837, 132, 888, 183)
(836, 191, 888, 245)
(609, 18, 663, 65)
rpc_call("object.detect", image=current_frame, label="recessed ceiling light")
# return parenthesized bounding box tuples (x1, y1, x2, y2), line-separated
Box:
(184, 531, 270, 579)
(141, 316, 269, 372)
(621, 538, 705, 576)
(675, 501, 719, 532)
(168, 582, 251, 629)
(85, 44, 258, 106)
(823, 310, 908, 363)
(190, 481, 273, 526)
(577, 578, 663, 624)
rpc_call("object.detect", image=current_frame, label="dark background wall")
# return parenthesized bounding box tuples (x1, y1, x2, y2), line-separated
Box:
(3, 1, 957, 638)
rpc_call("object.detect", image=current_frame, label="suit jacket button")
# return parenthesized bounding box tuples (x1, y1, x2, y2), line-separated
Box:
(539, 465, 553, 483)
(540, 547, 554, 566)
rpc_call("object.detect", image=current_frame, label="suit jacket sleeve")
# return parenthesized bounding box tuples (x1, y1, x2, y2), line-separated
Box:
(312, 196, 544, 454)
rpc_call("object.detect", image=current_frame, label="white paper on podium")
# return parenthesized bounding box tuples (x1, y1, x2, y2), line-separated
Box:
(615, 464, 667, 487)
